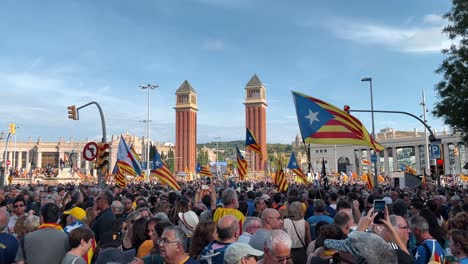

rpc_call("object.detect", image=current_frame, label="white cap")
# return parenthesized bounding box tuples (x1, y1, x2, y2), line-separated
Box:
(224, 242, 264, 264)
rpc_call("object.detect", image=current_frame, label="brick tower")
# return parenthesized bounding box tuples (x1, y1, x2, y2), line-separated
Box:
(175, 80, 197, 175)
(244, 74, 267, 171)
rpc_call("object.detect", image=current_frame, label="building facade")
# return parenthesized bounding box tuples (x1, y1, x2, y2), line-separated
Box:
(0, 134, 173, 183)
(307, 128, 467, 177)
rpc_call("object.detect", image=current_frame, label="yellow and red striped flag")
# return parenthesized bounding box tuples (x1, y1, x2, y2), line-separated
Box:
(151, 151, 180, 191)
(196, 163, 213, 177)
(246, 128, 262, 155)
(287, 152, 308, 184)
(274, 164, 288, 192)
(236, 145, 248, 181)
(292, 91, 384, 152)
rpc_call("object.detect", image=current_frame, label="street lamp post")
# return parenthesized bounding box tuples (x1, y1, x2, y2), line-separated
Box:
(361, 77, 378, 186)
(214, 137, 220, 177)
(140, 84, 159, 182)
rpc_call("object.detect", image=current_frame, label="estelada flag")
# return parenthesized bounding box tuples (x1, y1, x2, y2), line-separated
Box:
(287, 152, 307, 184)
(246, 128, 262, 155)
(151, 151, 180, 191)
(292, 91, 384, 152)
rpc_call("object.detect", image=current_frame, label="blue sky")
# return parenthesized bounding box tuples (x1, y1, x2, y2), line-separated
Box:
(0, 0, 454, 144)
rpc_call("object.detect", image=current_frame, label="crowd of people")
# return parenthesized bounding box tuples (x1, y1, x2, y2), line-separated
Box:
(0, 178, 467, 264)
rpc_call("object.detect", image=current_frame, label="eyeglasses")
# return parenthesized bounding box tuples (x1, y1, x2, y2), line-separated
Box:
(14, 204, 25, 208)
(397, 225, 410, 231)
(157, 237, 180, 245)
(266, 248, 292, 263)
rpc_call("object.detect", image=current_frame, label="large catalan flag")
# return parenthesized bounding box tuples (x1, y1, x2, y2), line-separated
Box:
(246, 128, 262, 155)
(151, 150, 180, 191)
(236, 145, 248, 181)
(292, 91, 384, 152)
(196, 163, 213, 177)
(275, 166, 288, 192)
(287, 152, 308, 184)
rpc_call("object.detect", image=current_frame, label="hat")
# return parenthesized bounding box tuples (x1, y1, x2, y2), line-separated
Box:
(224, 242, 264, 264)
(324, 231, 397, 264)
(178, 211, 199, 231)
(261, 194, 270, 201)
(63, 207, 86, 221)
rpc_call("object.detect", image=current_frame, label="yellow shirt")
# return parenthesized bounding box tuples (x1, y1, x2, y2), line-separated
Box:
(212, 207, 245, 232)
(137, 240, 154, 258)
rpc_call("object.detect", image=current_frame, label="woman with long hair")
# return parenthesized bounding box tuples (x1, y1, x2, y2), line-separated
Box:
(283, 201, 311, 264)
(132, 218, 148, 253)
(189, 221, 216, 260)
(448, 229, 468, 264)
(168, 198, 190, 225)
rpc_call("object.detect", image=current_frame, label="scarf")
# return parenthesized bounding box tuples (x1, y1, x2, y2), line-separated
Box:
(39, 222, 64, 231)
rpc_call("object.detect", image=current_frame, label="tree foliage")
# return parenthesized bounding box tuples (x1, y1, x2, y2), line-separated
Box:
(433, 0, 468, 144)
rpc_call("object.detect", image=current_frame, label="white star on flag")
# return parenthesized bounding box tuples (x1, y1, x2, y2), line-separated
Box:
(305, 109, 319, 125)
(293, 162, 297, 166)
(155, 161, 161, 167)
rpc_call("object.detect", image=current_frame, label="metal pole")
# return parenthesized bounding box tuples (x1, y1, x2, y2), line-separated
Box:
(362, 77, 378, 187)
(140, 84, 158, 182)
(421, 90, 430, 175)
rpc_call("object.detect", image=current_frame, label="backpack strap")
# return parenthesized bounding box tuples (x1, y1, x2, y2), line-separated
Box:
(422, 241, 432, 263)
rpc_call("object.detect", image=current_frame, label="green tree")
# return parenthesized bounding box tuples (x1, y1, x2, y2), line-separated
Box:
(433, 0, 468, 144)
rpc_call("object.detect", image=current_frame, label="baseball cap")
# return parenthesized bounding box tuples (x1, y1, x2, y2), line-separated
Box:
(224, 242, 264, 264)
(63, 207, 86, 221)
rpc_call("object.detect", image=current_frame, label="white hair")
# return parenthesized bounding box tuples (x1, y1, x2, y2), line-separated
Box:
(265, 230, 292, 250)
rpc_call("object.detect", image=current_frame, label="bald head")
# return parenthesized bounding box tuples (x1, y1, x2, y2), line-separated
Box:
(0, 208, 9, 231)
(217, 215, 239, 242)
(261, 208, 283, 230)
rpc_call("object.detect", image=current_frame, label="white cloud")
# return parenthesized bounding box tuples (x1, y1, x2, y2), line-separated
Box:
(201, 39, 225, 50)
(423, 14, 444, 25)
(330, 17, 451, 53)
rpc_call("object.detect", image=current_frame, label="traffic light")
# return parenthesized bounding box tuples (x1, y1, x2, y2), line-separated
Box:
(67, 105, 78, 120)
(96, 143, 110, 175)
(343, 105, 351, 114)
(436, 158, 444, 176)
(8, 123, 16, 135)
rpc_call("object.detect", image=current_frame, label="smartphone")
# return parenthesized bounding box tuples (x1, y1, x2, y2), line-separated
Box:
(202, 185, 208, 190)
(373, 199, 385, 224)
(206, 177, 211, 185)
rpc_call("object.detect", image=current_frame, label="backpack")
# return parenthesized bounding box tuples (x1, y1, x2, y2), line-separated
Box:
(199, 241, 230, 264)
